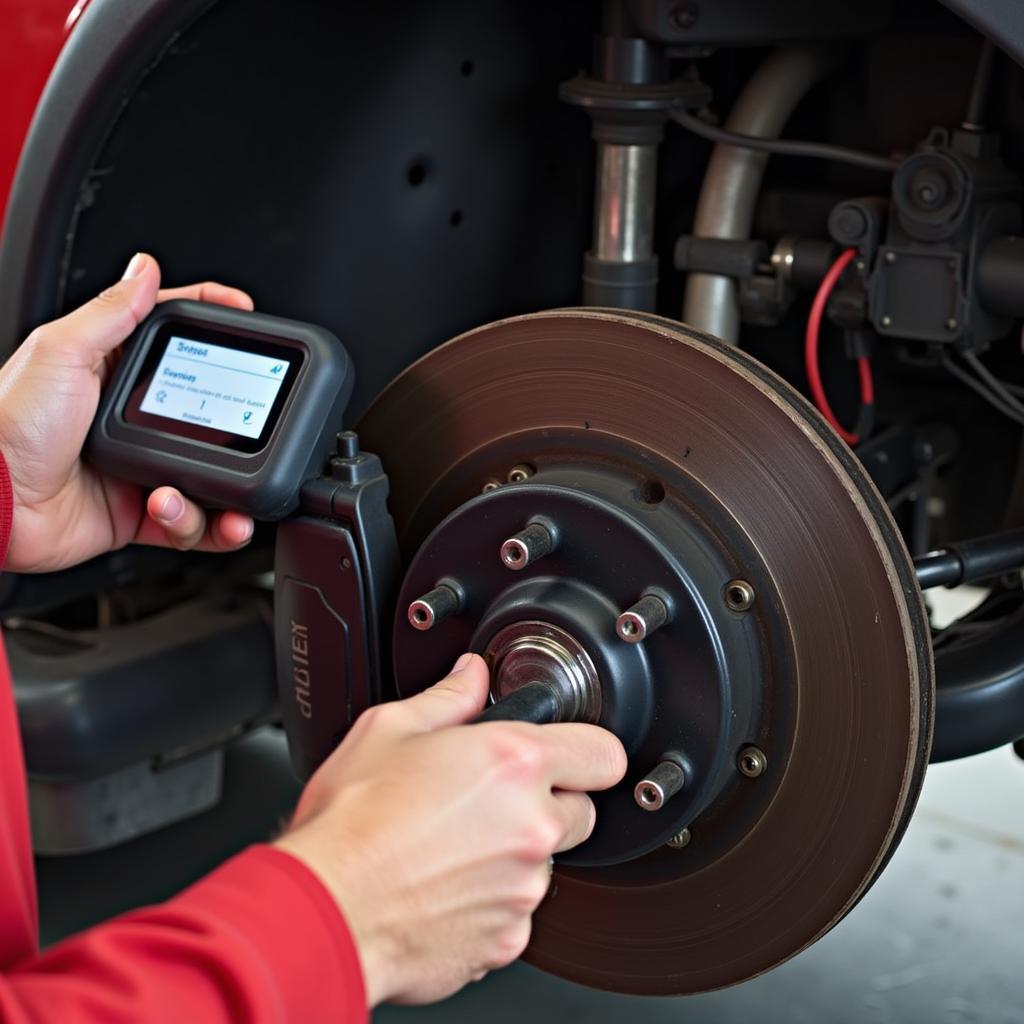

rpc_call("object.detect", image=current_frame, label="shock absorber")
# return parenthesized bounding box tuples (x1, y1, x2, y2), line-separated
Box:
(560, 1, 708, 311)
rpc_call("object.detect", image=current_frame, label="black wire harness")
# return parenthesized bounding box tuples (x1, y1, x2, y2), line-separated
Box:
(668, 104, 900, 174)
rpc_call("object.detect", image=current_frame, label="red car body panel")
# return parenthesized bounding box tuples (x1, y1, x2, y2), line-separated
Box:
(0, 0, 84, 232)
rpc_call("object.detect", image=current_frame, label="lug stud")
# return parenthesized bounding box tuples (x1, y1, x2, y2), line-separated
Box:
(616, 593, 670, 643)
(500, 521, 556, 571)
(633, 759, 686, 812)
(408, 581, 464, 632)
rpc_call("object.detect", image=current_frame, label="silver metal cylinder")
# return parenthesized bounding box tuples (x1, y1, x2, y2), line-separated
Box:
(634, 759, 686, 812)
(484, 621, 603, 724)
(592, 143, 658, 264)
(682, 47, 840, 343)
(408, 583, 462, 632)
(500, 522, 557, 571)
(616, 593, 669, 643)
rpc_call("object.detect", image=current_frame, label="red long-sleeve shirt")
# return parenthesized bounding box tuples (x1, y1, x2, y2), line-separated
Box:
(0, 455, 367, 1022)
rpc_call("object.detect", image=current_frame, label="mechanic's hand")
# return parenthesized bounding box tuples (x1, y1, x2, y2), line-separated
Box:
(0, 253, 256, 572)
(276, 654, 627, 1007)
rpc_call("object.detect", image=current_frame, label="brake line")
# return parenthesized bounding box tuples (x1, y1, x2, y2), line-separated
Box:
(804, 247, 874, 445)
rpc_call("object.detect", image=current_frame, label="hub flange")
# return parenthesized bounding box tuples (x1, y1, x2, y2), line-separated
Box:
(392, 466, 771, 867)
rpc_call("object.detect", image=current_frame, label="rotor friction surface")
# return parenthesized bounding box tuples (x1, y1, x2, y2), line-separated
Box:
(358, 310, 933, 995)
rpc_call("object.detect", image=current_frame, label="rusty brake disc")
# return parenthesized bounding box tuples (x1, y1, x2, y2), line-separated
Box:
(357, 309, 933, 995)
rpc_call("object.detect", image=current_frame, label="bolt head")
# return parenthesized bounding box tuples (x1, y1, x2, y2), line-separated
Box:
(738, 745, 768, 778)
(945, 318, 959, 331)
(881, 315, 893, 328)
(724, 579, 755, 612)
(507, 464, 535, 484)
(884, 250, 897, 264)
(666, 828, 692, 850)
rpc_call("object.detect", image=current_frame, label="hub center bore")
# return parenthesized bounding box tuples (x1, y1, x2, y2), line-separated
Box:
(484, 621, 602, 723)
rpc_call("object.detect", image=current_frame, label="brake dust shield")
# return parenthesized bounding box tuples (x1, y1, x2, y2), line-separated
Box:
(357, 309, 933, 995)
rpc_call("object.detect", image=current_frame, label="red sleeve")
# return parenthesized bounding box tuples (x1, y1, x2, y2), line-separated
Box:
(0, 845, 367, 1024)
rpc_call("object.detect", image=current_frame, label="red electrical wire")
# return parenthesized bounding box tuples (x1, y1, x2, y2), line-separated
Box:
(804, 246, 874, 445)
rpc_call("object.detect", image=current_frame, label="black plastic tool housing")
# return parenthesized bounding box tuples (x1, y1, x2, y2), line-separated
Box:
(87, 300, 353, 519)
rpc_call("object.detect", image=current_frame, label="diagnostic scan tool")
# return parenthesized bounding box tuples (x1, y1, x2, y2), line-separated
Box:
(88, 299, 353, 519)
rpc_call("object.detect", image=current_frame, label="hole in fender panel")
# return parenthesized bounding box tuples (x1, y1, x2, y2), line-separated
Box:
(407, 159, 431, 187)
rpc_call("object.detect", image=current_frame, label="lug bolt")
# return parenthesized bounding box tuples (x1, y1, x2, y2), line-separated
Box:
(737, 745, 768, 778)
(500, 521, 557, 571)
(633, 759, 687, 812)
(724, 579, 755, 612)
(616, 593, 670, 643)
(408, 581, 463, 632)
(482, 480, 501, 493)
(507, 464, 535, 484)
(666, 827, 691, 850)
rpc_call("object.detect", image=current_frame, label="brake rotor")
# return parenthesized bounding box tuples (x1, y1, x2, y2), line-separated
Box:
(357, 309, 933, 995)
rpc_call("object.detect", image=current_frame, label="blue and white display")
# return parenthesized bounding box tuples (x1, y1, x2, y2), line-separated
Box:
(139, 336, 291, 439)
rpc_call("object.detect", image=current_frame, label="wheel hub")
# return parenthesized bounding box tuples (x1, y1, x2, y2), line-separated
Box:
(392, 464, 769, 867)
